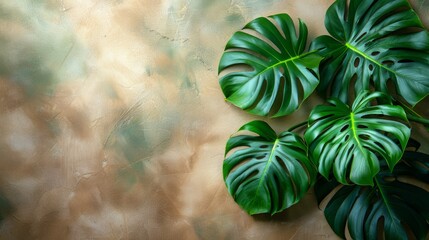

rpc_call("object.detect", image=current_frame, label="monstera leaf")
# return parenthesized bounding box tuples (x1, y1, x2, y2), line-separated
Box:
(223, 120, 316, 215)
(310, 0, 429, 105)
(218, 14, 322, 117)
(315, 147, 429, 240)
(305, 91, 410, 185)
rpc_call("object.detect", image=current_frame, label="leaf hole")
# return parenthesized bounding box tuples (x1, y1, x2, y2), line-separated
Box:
(267, 17, 287, 40)
(344, 135, 350, 141)
(368, 64, 374, 71)
(346, 146, 353, 156)
(260, 145, 269, 149)
(347, 74, 358, 103)
(246, 79, 268, 113)
(382, 60, 395, 67)
(340, 124, 349, 132)
(357, 125, 368, 129)
(358, 134, 370, 141)
(296, 76, 304, 99)
(355, 32, 367, 42)
(256, 155, 265, 160)
(307, 68, 318, 78)
(272, 173, 284, 206)
(372, 5, 409, 30)
(371, 51, 380, 56)
(354, 57, 360, 68)
(313, 114, 335, 123)
(228, 158, 251, 175)
(269, 76, 286, 116)
(390, 47, 413, 51)
(374, 141, 384, 151)
(345, 160, 353, 183)
(276, 156, 298, 195)
(225, 47, 270, 63)
(225, 145, 249, 158)
(343, 0, 349, 21)
(244, 170, 259, 182)
(241, 28, 282, 54)
(385, 78, 398, 100)
(376, 217, 385, 240)
(276, 156, 288, 172)
(218, 62, 254, 78)
(398, 59, 414, 63)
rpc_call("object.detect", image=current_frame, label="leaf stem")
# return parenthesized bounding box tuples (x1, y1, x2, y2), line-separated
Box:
(394, 99, 429, 127)
(407, 114, 429, 127)
(287, 121, 308, 132)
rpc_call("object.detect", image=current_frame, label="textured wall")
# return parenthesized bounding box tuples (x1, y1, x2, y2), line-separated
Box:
(0, 0, 428, 239)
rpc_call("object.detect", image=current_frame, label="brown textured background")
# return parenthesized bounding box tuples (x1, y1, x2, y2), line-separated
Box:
(0, 0, 428, 239)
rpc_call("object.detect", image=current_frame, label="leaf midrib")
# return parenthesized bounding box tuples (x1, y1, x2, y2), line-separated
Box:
(374, 177, 398, 224)
(345, 42, 396, 75)
(227, 50, 317, 103)
(350, 112, 365, 154)
(254, 50, 317, 79)
(254, 139, 280, 200)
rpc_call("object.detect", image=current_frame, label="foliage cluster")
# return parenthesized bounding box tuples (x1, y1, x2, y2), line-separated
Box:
(218, 0, 429, 239)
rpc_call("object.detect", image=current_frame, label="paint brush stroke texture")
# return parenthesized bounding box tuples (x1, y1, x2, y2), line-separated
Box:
(0, 0, 428, 239)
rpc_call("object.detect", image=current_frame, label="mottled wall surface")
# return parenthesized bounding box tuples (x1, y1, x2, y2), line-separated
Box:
(0, 0, 428, 239)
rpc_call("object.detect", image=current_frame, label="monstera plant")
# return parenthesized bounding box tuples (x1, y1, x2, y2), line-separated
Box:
(218, 0, 429, 239)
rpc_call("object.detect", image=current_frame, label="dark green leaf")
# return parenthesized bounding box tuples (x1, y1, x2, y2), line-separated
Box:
(223, 120, 316, 215)
(219, 14, 322, 117)
(305, 91, 410, 185)
(315, 150, 429, 240)
(310, 0, 429, 106)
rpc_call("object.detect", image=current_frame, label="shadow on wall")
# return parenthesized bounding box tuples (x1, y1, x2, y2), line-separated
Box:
(0, 194, 12, 223)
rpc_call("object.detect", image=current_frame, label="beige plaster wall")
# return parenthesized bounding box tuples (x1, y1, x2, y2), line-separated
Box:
(0, 0, 428, 239)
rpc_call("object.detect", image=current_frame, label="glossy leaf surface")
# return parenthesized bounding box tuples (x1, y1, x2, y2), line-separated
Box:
(305, 91, 410, 185)
(219, 14, 322, 117)
(315, 148, 429, 240)
(310, 0, 429, 105)
(223, 120, 316, 215)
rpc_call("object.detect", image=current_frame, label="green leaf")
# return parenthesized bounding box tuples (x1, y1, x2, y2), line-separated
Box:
(223, 120, 316, 215)
(310, 0, 429, 106)
(218, 14, 322, 117)
(305, 91, 410, 185)
(315, 149, 429, 240)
